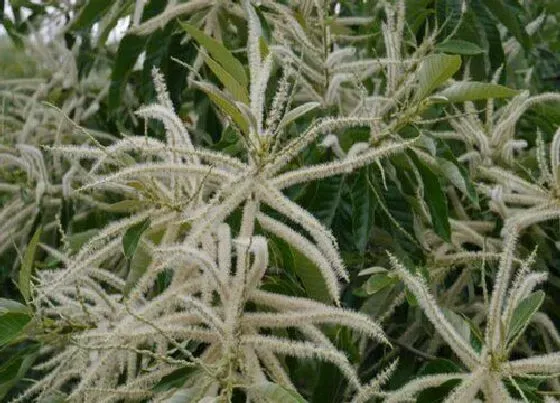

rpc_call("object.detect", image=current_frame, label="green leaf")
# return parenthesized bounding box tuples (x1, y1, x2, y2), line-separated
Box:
(96, 1, 131, 47)
(193, 81, 250, 135)
(417, 358, 463, 403)
(19, 227, 42, 303)
(435, 81, 520, 103)
(483, 0, 530, 49)
(153, 367, 195, 392)
(0, 312, 31, 347)
(108, 34, 147, 110)
(351, 168, 375, 253)
(409, 151, 451, 242)
(471, 0, 505, 75)
(0, 343, 39, 400)
(180, 22, 248, 89)
(35, 392, 67, 403)
(435, 40, 484, 55)
(69, 0, 113, 31)
(265, 231, 331, 303)
(250, 382, 308, 403)
(437, 142, 479, 207)
(2, 18, 24, 48)
(277, 102, 321, 132)
(437, 157, 480, 207)
(405, 288, 418, 306)
(311, 327, 353, 402)
(0, 298, 31, 315)
(365, 274, 397, 295)
(414, 53, 462, 101)
(105, 199, 149, 213)
(306, 175, 345, 227)
(290, 246, 331, 304)
(124, 243, 152, 295)
(505, 377, 544, 402)
(202, 53, 250, 104)
(420, 358, 463, 375)
(463, 316, 484, 353)
(507, 291, 545, 346)
(123, 218, 151, 260)
(139, 22, 174, 101)
(156, 372, 213, 402)
(438, 159, 465, 190)
(442, 308, 471, 343)
(106, 0, 167, 108)
(67, 229, 99, 253)
(435, 0, 463, 39)
(259, 35, 270, 59)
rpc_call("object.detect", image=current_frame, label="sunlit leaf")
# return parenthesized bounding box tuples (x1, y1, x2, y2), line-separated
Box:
(123, 218, 151, 260)
(436, 40, 484, 55)
(19, 227, 41, 303)
(507, 291, 545, 346)
(435, 81, 520, 103)
(202, 53, 250, 104)
(193, 81, 251, 135)
(277, 102, 321, 132)
(414, 53, 462, 101)
(181, 22, 248, 89)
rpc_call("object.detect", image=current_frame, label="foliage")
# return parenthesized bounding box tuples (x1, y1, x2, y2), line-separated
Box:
(1, 0, 560, 402)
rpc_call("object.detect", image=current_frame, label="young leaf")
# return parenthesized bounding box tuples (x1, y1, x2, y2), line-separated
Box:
(180, 22, 248, 89)
(435, 40, 484, 55)
(124, 243, 152, 295)
(506, 291, 545, 346)
(438, 159, 467, 192)
(435, 82, 520, 103)
(250, 382, 308, 403)
(202, 53, 250, 104)
(193, 81, 250, 135)
(437, 142, 479, 207)
(442, 308, 471, 344)
(123, 218, 151, 260)
(365, 274, 397, 295)
(0, 299, 31, 315)
(409, 151, 451, 242)
(276, 102, 321, 132)
(414, 53, 462, 101)
(19, 227, 42, 303)
(259, 35, 270, 59)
